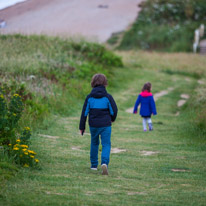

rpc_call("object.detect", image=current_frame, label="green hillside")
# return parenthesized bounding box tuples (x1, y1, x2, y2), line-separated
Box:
(1, 34, 206, 205)
(109, 0, 206, 52)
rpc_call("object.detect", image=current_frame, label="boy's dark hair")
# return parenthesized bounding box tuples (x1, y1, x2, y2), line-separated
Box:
(91, 73, 108, 88)
(142, 82, 151, 92)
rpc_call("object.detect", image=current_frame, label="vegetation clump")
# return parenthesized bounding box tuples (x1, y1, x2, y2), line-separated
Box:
(116, 0, 206, 51)
(0, 34, 123, 122)
(0, 90, 39, 168)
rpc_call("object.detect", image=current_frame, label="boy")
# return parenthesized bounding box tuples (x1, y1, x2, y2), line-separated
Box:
(79, 73, 118, 175)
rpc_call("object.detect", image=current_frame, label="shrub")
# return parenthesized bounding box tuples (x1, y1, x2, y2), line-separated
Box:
(0, 92, 24, 145)
(6, 138, 39, 167)
(0, 89, 39, 167)
(117, 0, 206, 51)
(69, 41, 123, 67)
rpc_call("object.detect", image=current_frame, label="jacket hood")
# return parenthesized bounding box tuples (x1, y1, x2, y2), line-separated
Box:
(90, 85, 107, 98)
(140, 91, 153, 97)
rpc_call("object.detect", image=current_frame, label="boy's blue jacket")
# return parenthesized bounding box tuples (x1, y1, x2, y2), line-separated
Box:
(133, 91, 157, 117)
(79, 86, 118, 130)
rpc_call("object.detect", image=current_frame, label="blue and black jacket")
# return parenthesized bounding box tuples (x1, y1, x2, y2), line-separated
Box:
(79, 85, 118, 130)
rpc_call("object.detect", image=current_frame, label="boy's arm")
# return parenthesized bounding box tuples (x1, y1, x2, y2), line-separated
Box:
(133, 95, 140, 114)
(150, 96, 157, 115)
(107, 94, 118, 122)
(79, 95, 90, 132)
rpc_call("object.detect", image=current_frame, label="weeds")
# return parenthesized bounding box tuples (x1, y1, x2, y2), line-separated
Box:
(0, 91, 39, 168)
(0, 34, 123, 125)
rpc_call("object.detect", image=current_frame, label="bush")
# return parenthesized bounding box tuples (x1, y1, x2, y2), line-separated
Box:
(0, 89, 39, 167)
(0, 93, 24, 145)
(6, 138, 39, 167)
(69, 41, 123, 67)
(117, 0, 206, 51)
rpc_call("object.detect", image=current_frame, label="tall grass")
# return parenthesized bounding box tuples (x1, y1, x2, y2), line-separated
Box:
(0, 34, 123, 129)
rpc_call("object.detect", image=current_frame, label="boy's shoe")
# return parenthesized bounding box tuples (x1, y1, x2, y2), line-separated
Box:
(101, 164, 108, 175)
(144, 129, 147, 132)
(90, 167, 97, 171)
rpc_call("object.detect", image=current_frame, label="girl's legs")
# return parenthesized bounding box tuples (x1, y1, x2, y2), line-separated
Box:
(147, 118, 153, 131)
(142, 118, 147, 131)
(142, 117, 153, 131)
(89, 127, 100, 168)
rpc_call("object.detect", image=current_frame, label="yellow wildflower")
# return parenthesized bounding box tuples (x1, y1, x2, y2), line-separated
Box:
(13, 94, 20, 97)
(0, 94, 4, 99)
(30, 155, 34, 158)
(24, 164, 29, 168)
(24, 152, 29, 155)
(8, 144, 12, 146)
(34, 159, 39, 163)
(20, 145, 28, 148)
(16, 139, 20, 143)
(13, 147, 19, 151)
(22, 149, 27, 152)
(24, 127, 31, 131)
(28, 150, 36, 155)
(13, 113, 16, 116)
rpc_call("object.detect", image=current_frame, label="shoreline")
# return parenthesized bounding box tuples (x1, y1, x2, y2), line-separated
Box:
(0, 0, 142, 42)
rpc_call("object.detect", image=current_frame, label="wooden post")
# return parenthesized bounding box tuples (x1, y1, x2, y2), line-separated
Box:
(199, 24, 204, 38)
(193, 29, 200, 53)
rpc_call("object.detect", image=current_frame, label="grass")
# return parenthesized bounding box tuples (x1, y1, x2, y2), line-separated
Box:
(0, 34, 122, 130)
(0, 51, 206, 205)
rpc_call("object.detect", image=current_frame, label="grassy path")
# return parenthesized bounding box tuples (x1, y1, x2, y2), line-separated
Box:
(1, 54, 206, 206)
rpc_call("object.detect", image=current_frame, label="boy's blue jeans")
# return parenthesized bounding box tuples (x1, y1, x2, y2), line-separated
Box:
(89, 126, 111, 168)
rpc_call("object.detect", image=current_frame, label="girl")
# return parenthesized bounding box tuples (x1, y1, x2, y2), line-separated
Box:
(133, 82, 157, 131)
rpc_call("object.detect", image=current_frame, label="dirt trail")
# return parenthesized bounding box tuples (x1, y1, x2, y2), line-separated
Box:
(0, 0, 143, 42)
(177, 93, 190, 107)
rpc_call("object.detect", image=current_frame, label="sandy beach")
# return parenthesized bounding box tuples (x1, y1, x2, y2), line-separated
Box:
(0, 0, 142, 42)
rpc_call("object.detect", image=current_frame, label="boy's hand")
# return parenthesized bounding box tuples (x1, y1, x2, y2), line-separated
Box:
(80, 130, 84, 136)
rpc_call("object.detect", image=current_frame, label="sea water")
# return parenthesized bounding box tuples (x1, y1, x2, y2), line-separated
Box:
(0, 0, 27, 10)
